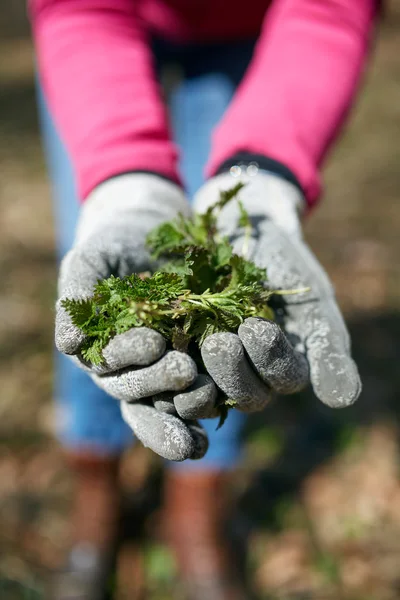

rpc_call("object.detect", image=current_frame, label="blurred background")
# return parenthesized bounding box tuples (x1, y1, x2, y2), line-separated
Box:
(0, 2, 399, 599)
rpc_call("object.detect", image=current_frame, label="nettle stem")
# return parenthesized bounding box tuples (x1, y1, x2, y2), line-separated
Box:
(241, 222, 252, 258)
(272, 287, 311, 296)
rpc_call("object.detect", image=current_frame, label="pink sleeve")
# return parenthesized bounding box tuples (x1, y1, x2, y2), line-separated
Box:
(30, 0, 180, 200)
(206, 0, 379, 206)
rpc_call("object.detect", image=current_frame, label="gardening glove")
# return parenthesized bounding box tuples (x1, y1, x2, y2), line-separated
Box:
(55, 173, 212, 461)
(194, 170, 361, 412)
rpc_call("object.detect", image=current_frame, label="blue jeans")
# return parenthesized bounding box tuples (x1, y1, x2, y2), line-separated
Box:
(38, 39, 255, 469)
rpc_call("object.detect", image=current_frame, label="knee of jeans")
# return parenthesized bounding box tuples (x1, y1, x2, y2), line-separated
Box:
(54, 354, 133, 453)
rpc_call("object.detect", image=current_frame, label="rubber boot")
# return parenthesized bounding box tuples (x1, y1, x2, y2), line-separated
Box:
(164, 470, 250, 600)
(52, 453, 121, 600)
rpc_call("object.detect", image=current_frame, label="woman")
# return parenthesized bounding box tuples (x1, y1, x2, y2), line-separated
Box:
(30, 1, 379, 598)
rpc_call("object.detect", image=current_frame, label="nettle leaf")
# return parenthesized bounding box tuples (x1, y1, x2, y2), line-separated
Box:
(181, 213, 210, 246)
(257, 304, 275, 321)
(237, 199, 251, 229)
(214, 181, 245, 211)
(114, 309, 143, 334)
(214, 238, 232, 269)
(61, 297, 95, 329)
(93, 275, 125, 302)
(146, 272, 186, 299)
(171, 327, 191, 353)
(184, 246, 216, 294)
(183, 311, 195, 334)
(228, 254, 266, 289)
(161, 259, 193, 278)
(199, 182, 245, 235)
(146, 220, 187, 258)
(81, 338, 105, 366)
(197, 320, 221, 346)
(216, 404, 229, 430)
(115, 272, 186, 305)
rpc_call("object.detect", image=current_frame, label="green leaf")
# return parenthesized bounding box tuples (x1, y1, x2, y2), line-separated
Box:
(81, 338, 105, 366)
(180, 213, 210, 246)
(200, 182, 245, 235)
(228, 254, 266, 289)
(256, 304, 275, 321)
(237, 199, 251, 229)
(216, 404, 229, 430)
(214, 182, 245, 211)
(196, 320, 221, 346)
(160, 259, 193, 278)
(146, 220, 187, 258)
(114, 309, 143, 334)
(183, 311, 195, 334)
(171, 327, 191, 353)
(61, 297, 94, 328)
(213, 238, 232, 269)
(184, 246, 216, 294)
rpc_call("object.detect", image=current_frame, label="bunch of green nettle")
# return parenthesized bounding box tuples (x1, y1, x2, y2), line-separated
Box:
(63, 184, 304, 403)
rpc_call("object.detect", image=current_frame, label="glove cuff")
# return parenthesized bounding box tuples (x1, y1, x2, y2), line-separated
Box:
(75, 173, 190, 244)
(215, 152, 304, 197)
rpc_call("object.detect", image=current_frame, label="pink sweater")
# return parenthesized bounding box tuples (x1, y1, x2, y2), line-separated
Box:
(30, 0, 379, 205)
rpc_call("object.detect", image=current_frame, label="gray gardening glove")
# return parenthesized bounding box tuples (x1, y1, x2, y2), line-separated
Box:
(194, 170, 361, 412)
(55, 173, 213, 461)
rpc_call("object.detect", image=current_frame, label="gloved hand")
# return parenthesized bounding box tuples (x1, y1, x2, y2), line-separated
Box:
(194, 170, 361, 411)
(55, 173, 214, 461)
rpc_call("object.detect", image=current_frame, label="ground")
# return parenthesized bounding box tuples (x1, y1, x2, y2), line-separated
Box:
(0, 5, 400, 599)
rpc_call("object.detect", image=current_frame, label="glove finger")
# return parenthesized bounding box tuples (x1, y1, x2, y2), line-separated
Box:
(89, 328, 166, 374)
(254, 222, 361, 408)
(56, 247, 105, 355)
(55, 301, 87, 355)
(174, 374, 219, 420)
(238, 318, 309, 394)
(201, 332, 272, 412)
(305, 316, 361, 409)
(91, 351, 197, 402)
(120, 402, 195, 461)
(187, 421, 209, 460)
(153, 392, 177, 415)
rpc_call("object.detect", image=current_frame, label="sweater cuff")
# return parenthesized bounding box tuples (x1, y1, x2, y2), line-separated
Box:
(78, 139, 182, 201)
